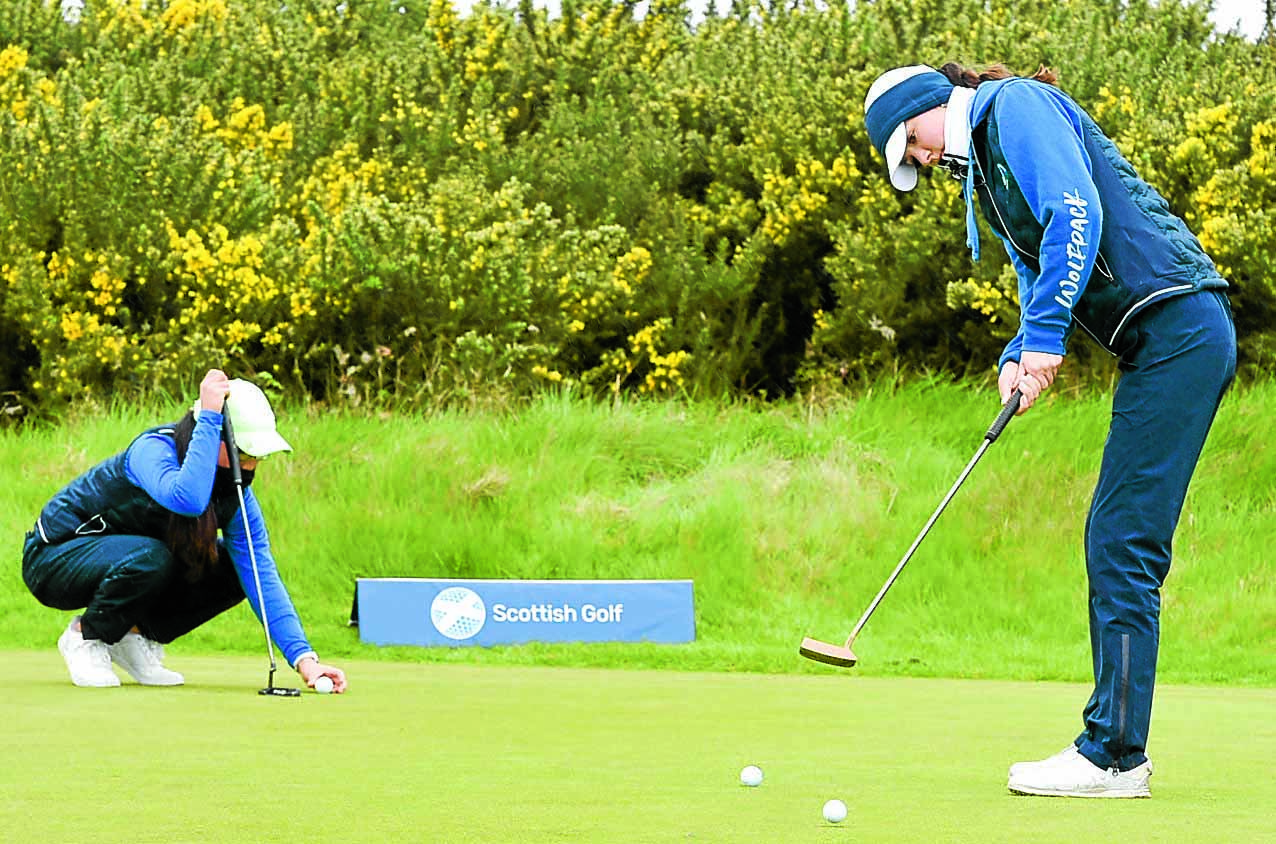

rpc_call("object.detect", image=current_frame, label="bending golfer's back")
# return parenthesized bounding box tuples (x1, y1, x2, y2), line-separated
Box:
(21, 368, 347, 694)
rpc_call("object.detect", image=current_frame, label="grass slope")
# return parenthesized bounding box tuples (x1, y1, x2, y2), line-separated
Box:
(2, 380, 1273, 684)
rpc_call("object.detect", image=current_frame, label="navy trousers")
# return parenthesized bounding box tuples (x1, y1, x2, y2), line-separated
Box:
(22, 531, 246, 645)
(1075, 290, 1235, 771)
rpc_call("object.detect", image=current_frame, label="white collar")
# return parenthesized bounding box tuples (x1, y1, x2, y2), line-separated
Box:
(943, 86, 976, 164)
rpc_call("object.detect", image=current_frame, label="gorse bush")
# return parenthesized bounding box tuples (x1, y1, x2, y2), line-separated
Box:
(0, 0, 1272, 415)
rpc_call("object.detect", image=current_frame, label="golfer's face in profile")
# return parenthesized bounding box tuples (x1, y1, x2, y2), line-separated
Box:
(904, 107, 947, 169)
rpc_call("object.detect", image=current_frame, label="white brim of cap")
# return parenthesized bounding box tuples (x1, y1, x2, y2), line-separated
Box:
(235, 430, 293, 459)
(884, 123, 918, 191)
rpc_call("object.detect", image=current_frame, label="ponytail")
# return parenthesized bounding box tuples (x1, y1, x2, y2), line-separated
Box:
(939, 62, 1058, 88)
(164, 411, 220, 581)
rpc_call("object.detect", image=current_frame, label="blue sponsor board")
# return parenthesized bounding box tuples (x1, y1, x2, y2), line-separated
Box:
(353, 578, 696, 647)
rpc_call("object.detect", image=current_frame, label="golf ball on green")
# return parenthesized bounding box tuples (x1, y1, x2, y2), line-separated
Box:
(314, 676, 334, 694)
(739, 765, 763, 787)
(822, 799, 847, 823)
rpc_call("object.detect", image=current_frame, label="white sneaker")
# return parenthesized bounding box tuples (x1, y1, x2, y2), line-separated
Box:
(57, 617, 121, 687)
(1008, 745, 1152, 798)
(1008, 745, 1080, 780)
(108, 632, 185, 686)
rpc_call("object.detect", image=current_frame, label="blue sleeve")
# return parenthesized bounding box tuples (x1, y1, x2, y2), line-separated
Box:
(124, 410, 223, 516)
(223, 489, 313, 667)
(993, 82, 1103, 357)
(997, 250, 1038, 370)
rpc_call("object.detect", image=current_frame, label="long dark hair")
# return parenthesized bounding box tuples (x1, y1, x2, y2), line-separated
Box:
(939, 62, 1059, 88)
(164, 410, 220, 581)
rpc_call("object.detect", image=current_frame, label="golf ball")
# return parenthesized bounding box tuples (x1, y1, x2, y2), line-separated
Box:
(739, 765, 763, 787)
(314, 675, 334, 694)
(822, 799, 847, 824)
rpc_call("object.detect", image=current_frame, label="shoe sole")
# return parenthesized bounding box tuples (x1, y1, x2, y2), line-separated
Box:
(67, 677, 122, 687)
(1008, 784, 1150, 798)
(120, 674, 185, 686)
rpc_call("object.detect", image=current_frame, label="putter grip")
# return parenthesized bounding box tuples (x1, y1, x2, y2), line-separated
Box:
(984, 390, 1022, 443)
(221, 403, 243, 485)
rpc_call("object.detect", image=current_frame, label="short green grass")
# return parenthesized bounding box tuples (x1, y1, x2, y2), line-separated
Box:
(3, 652, 1273, 843)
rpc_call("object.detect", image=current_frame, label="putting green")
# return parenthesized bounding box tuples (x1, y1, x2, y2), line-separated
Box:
(3, 651, 1272, 843)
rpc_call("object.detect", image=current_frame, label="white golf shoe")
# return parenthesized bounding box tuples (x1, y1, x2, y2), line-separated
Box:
(57, 617, 121, 687)
(107, 631, 185, 686)
(1008, 745, 1151, 798)
(1008, 745, 1079, 780)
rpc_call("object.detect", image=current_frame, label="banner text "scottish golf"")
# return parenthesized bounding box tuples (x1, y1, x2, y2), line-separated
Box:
(491, 603, 624, 623)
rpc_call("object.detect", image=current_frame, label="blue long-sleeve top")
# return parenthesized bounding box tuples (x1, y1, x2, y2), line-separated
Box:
(123, 409, 314, 667)
(962, 79, 1104, 369)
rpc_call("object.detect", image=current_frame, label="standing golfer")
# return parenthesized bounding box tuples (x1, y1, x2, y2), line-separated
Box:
(22, 369, 348, 693)
(863, 64, 1235, 797)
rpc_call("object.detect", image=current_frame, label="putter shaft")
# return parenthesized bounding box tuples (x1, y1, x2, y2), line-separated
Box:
(841, 438, 991, 649)
(800, 392, 1022, 666)
(224, 404, 299, 697)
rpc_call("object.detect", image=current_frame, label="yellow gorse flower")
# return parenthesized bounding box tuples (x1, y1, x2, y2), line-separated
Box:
(161, 0, 229, 33)
(0, 45, 28, 80)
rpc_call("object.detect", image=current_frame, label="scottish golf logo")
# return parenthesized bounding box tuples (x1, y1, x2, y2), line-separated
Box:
(358, 578, 692, 647)
(430, 587, 486, 640)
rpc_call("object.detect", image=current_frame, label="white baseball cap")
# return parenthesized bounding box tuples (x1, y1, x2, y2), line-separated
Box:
(195, 379, 292, 458)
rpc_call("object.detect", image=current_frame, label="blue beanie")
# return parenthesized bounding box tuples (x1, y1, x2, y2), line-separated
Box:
(863, 66, 954, 190)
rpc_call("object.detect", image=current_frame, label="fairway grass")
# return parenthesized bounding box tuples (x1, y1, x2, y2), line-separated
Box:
(4, 652, 1272, 844)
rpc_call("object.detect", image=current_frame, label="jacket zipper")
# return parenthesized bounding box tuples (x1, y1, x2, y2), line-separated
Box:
(974, 157, 1036, 263)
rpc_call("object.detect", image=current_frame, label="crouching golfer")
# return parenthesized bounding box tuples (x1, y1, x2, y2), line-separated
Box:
(863, 64, 1235, 797)
(22, 369, 347, 693)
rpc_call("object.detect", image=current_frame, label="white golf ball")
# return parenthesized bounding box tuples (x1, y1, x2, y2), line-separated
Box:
(822, 799, 847, 823)
(313, 676, 334, 694)
(739, 765, 763, 787)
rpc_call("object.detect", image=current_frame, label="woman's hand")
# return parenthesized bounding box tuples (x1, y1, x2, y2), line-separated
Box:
(1000, 351, 1062, 415)
(199, 369, 231, 413)
(298, 657, 349, 694)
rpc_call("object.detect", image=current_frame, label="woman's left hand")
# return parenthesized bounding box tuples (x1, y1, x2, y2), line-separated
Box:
(1007, 351, 1063, 415)
(298, 658, 349, 694)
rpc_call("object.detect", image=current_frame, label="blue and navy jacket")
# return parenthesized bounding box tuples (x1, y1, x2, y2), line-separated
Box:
(960, 78, 1227, 366)
(32, 409, 314, 667)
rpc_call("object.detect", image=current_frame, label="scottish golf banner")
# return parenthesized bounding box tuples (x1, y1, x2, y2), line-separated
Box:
(352, 578, 696, 647)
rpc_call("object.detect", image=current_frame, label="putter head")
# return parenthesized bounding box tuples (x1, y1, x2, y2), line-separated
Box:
(259, 686, 302, 697)
(799, 637, 858, 668)
(259, 666, 300, 697)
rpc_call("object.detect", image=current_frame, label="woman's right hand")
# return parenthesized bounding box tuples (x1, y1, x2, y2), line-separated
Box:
(999, 353, 1060, 416)
(199, 369, 231, 413)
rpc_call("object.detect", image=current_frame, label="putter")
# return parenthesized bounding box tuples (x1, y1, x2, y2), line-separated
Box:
(799, 390, 1023, 668)
(223, 404, 301, 697)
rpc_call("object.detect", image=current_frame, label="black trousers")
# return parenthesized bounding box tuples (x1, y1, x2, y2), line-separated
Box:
(22, 530, 245, 644)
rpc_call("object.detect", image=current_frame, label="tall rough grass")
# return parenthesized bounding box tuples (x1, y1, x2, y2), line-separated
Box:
(3, 381, 1272, 685)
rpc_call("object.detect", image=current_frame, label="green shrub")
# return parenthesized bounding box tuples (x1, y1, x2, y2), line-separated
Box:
(1, 0, 1272, 416)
